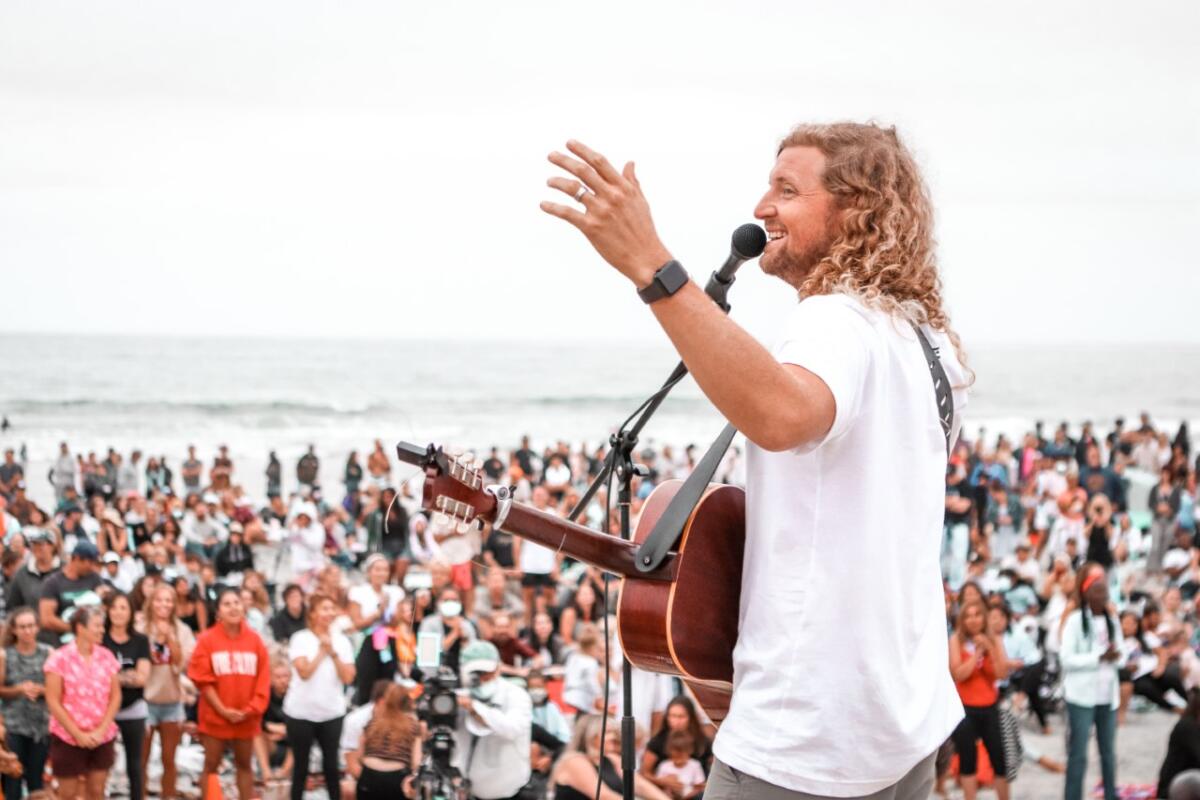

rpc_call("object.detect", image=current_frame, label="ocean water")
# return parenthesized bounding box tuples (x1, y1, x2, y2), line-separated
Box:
(2, 333, 1199, 509)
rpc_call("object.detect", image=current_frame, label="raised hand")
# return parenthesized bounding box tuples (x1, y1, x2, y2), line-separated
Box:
(541, 140, 673, 287)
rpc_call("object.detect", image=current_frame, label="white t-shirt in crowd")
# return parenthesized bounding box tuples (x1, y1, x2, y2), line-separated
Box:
(340, 701, 376, 752)
(656, 758, 707, 798)
(543, 462, 572, 487)
(713, 294, 969, 797)
(347, 583, 405, 623)
(283, 629, 354, 722)
(561, 651, 602, 713)
(517, 512, 558, 575)
(289, 521, 327, 575)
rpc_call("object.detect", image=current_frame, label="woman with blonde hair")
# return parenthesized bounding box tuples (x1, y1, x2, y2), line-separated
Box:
(562, 624, 608, 715)
(948, 598, 1009, 800)
(552, 714, 670, 800)
(137, 583, 196, 800)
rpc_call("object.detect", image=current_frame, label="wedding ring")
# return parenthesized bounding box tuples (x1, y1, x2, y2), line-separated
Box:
(573, 185, 588, 202)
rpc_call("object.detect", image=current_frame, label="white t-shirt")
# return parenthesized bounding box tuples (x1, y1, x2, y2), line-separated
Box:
(713, 294, 968, 797)
(283, 629, 354, 722)
(656, 758, 707, 798)
(561, 651, 602, 713)
(517, 511, 558, 574)
(347, 583, 405, 624)
(340, 701, 376, 752)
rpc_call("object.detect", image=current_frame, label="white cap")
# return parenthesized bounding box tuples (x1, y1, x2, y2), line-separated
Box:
(290, 501, 318, 523)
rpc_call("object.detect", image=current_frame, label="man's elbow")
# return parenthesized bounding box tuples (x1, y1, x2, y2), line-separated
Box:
(745, 415, 828, 454)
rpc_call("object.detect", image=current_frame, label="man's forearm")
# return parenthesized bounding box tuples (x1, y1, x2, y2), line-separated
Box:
(646, 280, 831, 451)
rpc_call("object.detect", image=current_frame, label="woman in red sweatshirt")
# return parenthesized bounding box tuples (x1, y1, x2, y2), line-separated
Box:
(187, 587, 270, 800)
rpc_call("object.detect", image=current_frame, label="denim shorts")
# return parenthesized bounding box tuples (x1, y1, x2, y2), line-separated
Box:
(146, 701, 186, 725)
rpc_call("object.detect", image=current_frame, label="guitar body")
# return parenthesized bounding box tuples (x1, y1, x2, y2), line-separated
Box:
(616, 480, 746, 723)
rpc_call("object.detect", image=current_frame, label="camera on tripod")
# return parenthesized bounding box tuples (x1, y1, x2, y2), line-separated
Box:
(412, 655, 469, 800)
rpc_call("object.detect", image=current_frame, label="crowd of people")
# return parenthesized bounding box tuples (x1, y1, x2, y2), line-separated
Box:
(0, 435, 727, 800)
(0, 412, 1195, 799)
(940, 414, 1200, 799)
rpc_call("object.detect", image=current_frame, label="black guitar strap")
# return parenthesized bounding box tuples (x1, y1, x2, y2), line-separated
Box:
(912, 324, 955, 458)
(635, 322, 954, 573)
(634, 422, 736, 573)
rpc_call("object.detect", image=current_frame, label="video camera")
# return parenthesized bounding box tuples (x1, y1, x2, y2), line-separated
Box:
(413, 666, 469, 800)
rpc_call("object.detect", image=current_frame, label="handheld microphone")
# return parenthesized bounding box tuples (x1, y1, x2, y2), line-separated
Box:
(704, 223, 767, 311)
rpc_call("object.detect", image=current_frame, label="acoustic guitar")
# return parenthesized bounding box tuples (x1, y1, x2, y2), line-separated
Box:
(395, 441, 745, 723)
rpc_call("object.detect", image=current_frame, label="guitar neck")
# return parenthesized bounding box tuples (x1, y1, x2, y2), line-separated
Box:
(500, 503, 675, 582)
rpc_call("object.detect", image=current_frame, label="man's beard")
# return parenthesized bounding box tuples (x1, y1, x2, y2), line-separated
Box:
(759, 221, 838, 288)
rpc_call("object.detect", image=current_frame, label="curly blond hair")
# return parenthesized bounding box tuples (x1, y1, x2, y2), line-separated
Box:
(779, 122, 972, 382)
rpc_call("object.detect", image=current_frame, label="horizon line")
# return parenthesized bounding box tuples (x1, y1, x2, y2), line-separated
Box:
(4, 328, 1200, 350)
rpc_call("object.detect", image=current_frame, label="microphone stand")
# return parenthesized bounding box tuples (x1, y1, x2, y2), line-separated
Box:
(565, 248, 748, 800)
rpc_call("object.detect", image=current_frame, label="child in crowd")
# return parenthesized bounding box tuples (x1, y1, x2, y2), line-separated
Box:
(653, 731, 706, 800)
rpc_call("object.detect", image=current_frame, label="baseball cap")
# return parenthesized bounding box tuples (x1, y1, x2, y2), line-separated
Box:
(102, 552, 121, 565)
(24, 528, 53, 545)
(72, 541, 101, 562)
(460, 640, 500, 674)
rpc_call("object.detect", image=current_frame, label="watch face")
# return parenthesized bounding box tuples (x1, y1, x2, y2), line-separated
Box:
(639, 260, 688, 304)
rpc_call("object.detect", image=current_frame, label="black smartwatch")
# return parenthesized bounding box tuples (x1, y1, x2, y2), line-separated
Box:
(637, 260, 688, 305)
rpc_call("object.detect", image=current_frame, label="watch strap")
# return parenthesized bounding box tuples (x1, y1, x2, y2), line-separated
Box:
(637, 260, 688, 304)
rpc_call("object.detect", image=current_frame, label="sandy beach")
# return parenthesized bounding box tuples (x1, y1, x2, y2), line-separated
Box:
(1004, 707, 1172, 799)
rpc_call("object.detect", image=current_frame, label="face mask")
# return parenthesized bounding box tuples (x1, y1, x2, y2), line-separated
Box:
(528, 688, 548, 705)
(471, 676, 498, 701)
(439, 601, 462, 618)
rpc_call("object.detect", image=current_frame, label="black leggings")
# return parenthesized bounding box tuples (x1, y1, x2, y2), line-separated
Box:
(285, 715, 344, 800)
(951, 703, 1007, 778)
(3, 731, 48, 800)
(356, 764, 410, 798)
(1012, 663, 1049, 728)
(1134, 664, 1188, 711)
(117, 717, 147, 800)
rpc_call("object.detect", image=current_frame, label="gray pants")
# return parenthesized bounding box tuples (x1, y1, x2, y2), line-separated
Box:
(704, 751, 937, 800)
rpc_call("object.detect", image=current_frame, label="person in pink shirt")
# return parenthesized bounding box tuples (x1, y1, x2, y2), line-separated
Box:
(44, 606, 122, 800)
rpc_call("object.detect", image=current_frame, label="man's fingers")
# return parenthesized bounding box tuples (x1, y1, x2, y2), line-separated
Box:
(540, 200, 587, 229)
(548, 152, 604, 193)
(567, 140, 623, 185)
(546, 177, 591, 205)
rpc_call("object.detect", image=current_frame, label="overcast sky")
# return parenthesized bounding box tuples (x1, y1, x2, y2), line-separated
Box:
(1, 0, 1196, 347)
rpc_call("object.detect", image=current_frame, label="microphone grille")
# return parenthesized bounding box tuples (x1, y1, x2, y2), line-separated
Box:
(732, 224, 767, 259)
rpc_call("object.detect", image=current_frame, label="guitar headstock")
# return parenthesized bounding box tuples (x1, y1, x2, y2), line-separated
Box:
(396, 441, 495, 529)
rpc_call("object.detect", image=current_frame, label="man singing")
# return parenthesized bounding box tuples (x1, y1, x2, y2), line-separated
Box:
(541, 122, 971, 800)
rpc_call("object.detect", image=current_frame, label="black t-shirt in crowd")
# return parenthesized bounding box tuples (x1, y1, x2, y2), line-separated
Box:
(944, 481, 973, 527)
(483, 529, 516, 569)
(103, 631, 151, 709)
(38, 570, 103, 645)
(482, 456, 505, 482)
(264, 687, 287, 729)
